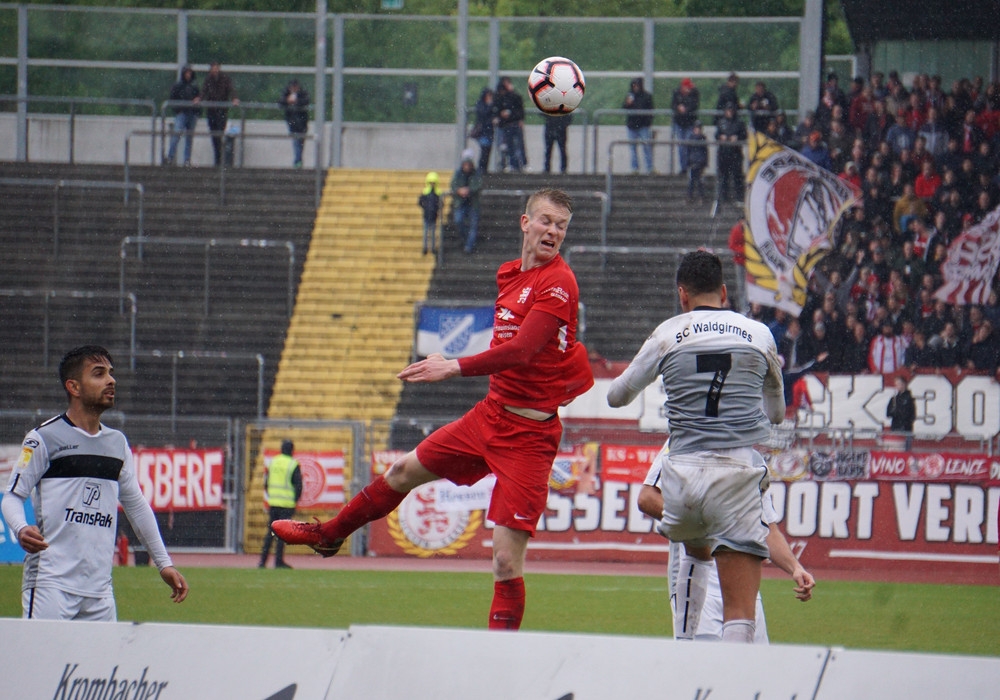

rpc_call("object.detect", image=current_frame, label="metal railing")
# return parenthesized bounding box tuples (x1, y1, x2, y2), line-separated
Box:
(0, 95, 158, 163)
(479, 187, 610, 249)
(132, 349, 266, 427)
(589, 107, 798, 175)
(602, 136, 749, 218)
(0, 177, 145, 255)
(124, 128, 324, 208)
(0, 288, 136, 370)
(119, 236, 296, 318)
(564, 245, 734, 302)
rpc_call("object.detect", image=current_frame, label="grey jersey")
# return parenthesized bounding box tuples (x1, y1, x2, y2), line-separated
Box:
(4, 414, 169, 597)
(608, 308, 783, 455)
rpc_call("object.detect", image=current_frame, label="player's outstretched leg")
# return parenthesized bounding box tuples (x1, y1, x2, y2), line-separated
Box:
(271, 474, 406, 557)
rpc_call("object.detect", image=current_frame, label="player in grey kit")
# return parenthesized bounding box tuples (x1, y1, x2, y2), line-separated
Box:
(2, 345, 188, 620)
(607, 250, 785, 643)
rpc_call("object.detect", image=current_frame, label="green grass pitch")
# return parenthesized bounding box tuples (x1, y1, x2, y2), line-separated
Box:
(1, 566, 997, 657)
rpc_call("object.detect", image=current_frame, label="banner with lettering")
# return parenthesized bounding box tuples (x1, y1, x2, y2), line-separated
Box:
(132, 448, 225, 512)
(366, 442, 999, 580)
(934, 203, 1000, 306)
(742, 132, 861, 315)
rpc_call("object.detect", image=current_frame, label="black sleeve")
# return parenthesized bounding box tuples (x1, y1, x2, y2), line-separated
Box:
(292, 466, 303, 502)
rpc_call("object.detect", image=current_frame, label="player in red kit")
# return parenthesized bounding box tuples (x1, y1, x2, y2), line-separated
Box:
(272, 188, 593, 630)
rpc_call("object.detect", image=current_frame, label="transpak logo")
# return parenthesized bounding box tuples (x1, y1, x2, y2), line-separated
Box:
(387, 482, 481, 557)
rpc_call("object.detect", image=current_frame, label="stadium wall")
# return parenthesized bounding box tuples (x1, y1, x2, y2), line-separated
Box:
(2, 618, 998, 700)
(0, 113, 691, 175)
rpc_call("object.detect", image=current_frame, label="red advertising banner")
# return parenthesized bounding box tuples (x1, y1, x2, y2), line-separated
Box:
(366, 445, 1000, 580)
(263, 449, 345, 510)
(134, 447, 225, 511)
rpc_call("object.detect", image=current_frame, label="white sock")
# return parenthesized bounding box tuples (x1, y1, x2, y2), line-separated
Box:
(721, 619, 756, 643)
(672, 555, 712, 640)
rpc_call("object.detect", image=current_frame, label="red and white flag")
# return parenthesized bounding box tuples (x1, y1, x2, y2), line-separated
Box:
(742, 133, 861, 314)
(934, 205, 1000, 306)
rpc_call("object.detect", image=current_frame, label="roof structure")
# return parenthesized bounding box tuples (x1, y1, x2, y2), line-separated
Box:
(839, 0, 1000, 44)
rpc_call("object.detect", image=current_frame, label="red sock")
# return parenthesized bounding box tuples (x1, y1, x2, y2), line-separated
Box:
(489, 577, 525, 630)
(320, 475, 406, 541)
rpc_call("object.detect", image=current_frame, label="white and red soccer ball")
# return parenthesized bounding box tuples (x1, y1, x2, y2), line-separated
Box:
(527, 56, 585, 115)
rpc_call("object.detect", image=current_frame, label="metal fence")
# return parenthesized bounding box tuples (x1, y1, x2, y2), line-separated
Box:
(0, 4, 827, 171)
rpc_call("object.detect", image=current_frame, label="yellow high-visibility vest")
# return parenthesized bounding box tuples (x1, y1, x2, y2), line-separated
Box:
(266, 453, 298, 508)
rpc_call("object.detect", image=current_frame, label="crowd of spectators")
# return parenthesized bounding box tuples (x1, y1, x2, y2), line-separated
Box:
(741, 70, 1000, 380)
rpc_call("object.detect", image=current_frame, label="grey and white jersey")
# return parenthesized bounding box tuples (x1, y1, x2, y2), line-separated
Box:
(4, 414, 170, 597)
(608, 307, 784, 455)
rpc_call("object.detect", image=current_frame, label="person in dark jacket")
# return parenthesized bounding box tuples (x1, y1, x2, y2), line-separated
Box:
(166, 66, 200, 166)
(687, 120, 708, 200)
(624, 77, 655, 173)
(201, 61, 239, 166)
(671, 77, 700, 174)
(886, 375, 916, 450)
(715, 103, 747, 203)
(279, 79, 310, 168)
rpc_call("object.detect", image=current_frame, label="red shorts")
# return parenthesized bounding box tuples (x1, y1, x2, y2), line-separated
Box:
(415, 397, 562, 535)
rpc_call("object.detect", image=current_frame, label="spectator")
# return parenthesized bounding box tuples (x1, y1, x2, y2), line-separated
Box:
(715, 103, 747, 203)
(687, 120, 708, 201)
(905, 329, 937, 369)
(417, 171, 442, 256)
(278, 78, 310, 168)
(470, 87, 496, 173)
(863, 100, 892, 150)
(871, 71, 889, 101)
(728, 216, 746, 269)
(869, 320, 907, 373)
(779, 317, 815, 403)
(165, 65, 200, 167)
(849, 84, 875, 134)
(495, 76, 526, 172)
(827, 120, 853, 172)
(670, 78, 701, 173)
(623, 77, 655, 174)
(839, 160, 862, 189)
(886, 375, 916, 450)
(807, 321, 834, 372)
(914, 160, 941, 202)
(885, 109, 917, 157)
(840, 320, 872, 373)
(893, 183, 929, 237)
(201, 61, 239, 167)
(960, 109, 985, 155)
(792, 110, 818, 151)
(800, 130, 834, 171)
(930, 321, 964, 369)
(747, 81, 779, 132)
(542, 113, 571, 174)
(715, 72, 742, 125)
(910, 135, 933, 172)
(451, 154, 483, 254)
(671, 77, 700, 174)
(768, 308, 790, 347)
(918, 107, 950, 159)
(771, 111, 795, 145)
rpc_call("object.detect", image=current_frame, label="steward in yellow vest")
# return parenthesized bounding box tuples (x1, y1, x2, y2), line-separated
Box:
(259, 440, 302, 569)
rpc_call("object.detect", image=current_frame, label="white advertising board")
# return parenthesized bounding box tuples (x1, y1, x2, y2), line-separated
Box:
(0, 619, 344, 700)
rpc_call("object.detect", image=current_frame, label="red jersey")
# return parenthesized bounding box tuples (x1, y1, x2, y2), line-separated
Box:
(486, 256, 593, 412)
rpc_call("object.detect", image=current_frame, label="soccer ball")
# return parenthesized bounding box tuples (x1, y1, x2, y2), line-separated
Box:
(527, 57, 585, 115)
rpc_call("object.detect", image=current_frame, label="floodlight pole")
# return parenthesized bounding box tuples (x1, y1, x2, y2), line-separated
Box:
(456, 0, 469, 163)
(799, 0, 824, 119)
(315, 0, 327, 169)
